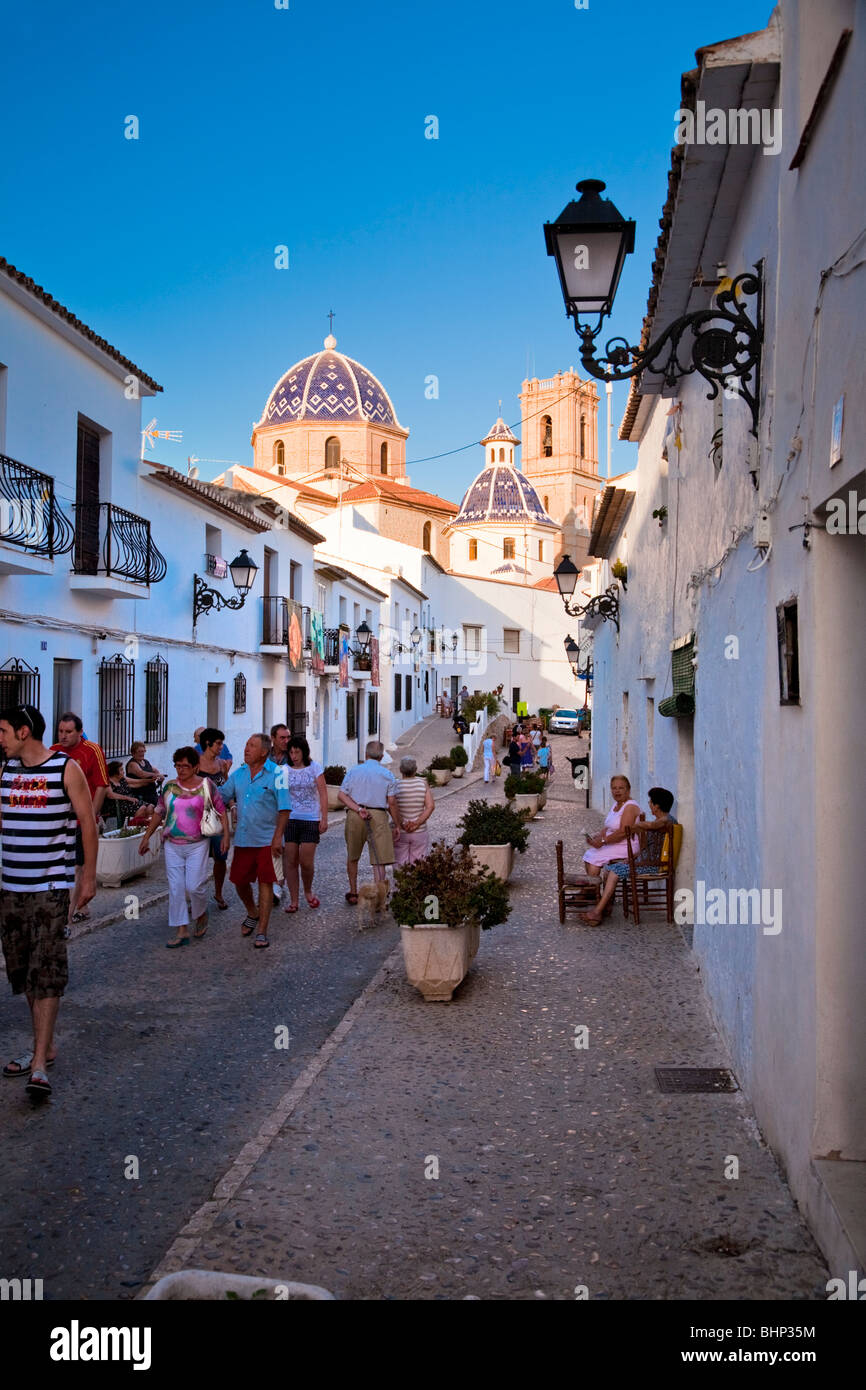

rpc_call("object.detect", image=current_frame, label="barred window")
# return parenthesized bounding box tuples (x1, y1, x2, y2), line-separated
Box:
(405, 674, 412, 710)
(144, 655, 168, 743)
(0, 657, 40, 709)
(233, 672, 247, 714)
(98, 654, 135, 759)
(777, 601, 800, 704)
(368, 691, 378, 736)
(346, 691, 357, 740)
(394, 672, 402, 712)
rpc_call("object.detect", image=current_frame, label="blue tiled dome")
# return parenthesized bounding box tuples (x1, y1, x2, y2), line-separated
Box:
(452, 462, 558, 529)
(260, 336, 399, 427)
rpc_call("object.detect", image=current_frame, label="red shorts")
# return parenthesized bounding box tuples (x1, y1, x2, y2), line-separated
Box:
(229, 845, 278, 887)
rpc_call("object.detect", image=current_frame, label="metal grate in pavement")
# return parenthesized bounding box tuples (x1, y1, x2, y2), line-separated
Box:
(654, 1066, 738, 1094)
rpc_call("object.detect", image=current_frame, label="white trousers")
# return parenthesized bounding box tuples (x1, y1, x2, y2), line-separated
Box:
(164, 838, 211, 926)
(483, 756, 493, 783)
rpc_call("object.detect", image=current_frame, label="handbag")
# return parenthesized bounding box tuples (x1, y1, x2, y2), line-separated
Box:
(494, 761, 502, 777)
(199, 778, 223, 837)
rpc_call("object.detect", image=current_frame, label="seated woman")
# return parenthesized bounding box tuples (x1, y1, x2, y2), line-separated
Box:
(580, 787, 675, 926)
(104, 761, 143, 826)
(582, 774, 641, 877)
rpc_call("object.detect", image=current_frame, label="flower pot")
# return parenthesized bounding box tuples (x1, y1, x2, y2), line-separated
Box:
(451, 766, 464, 778)
(430, 769, 452, 786)
(400, 921, 481, 1001)
(326, 784, 344, 812)
(469, 843, 515, 882)
(96, 828, 161, 888)
(537, 787, 548, 810)
(145, 1270, 334, 1300)
(512, 793, 539, 819)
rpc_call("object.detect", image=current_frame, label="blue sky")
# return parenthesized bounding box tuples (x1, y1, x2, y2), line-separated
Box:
(3, 0, 771, 502)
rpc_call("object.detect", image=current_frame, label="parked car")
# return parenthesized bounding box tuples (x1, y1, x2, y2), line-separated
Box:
(549, 708, 581, 734)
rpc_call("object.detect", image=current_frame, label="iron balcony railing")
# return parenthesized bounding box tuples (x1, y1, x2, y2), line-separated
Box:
(73, 502, 167, 584)
(205, 553, 228, 578)
(0, 455, 75, 558)
(262, 595, 289, 646)
(323, 627, 342, 666)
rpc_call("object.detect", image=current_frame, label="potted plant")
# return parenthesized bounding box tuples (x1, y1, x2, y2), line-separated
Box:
(450, 744, 468, 778)
(391, 842, 510, 1001)
(503, 770, 544, 819)
(96, 825, 162, 888)
(428, 755, 453, 786)
(611, 557, 628, 590)
(323, 765, 346, 812)
(652, 505, 668, 527)
(457, 798, 530, 882)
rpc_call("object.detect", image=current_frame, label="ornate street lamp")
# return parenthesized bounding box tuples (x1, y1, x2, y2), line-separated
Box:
(564, 633, 593, 681)
(193, 548, 259, 623)
(354, 620, 373, 655)
(410, 625, 422, 649)
(554, 555, 620, 632)
(544, 178, 762, 442)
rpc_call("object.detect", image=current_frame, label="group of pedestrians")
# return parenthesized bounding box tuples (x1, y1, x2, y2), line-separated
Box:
(502, 723, 553, 780)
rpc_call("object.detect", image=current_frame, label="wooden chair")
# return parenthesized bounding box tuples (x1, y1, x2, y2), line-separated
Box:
(556, 840, 601, 923)
(621, 822, 679, 924)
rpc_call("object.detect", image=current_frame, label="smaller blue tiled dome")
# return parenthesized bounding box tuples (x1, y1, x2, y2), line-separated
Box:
(452, 461, 558, 530)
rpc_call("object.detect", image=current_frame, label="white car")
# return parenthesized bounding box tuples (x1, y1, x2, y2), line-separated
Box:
(549, 708, 581, 734)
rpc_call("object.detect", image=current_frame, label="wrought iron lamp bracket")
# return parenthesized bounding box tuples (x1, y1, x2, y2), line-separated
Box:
(576, 268, 762, 439)
(193, 575, 247, 624)
(561, 584, 620, 633)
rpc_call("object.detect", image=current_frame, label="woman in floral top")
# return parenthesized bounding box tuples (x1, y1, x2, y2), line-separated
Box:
(139, 746, 229, 948)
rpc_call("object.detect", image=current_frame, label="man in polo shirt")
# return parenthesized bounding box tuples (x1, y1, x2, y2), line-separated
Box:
(338, 741, 401, 904)
(50, 712, 108, 925)
(219, 733, 290, 948)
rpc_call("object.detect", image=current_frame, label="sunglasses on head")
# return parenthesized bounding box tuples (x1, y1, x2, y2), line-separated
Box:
(16, 707, 34, 731)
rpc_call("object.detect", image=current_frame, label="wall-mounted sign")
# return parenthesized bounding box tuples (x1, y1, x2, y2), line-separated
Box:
(830, 394, 844, 468)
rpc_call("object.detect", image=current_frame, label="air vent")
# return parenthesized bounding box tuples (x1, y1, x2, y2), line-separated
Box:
(654, 1067, 738, 1094)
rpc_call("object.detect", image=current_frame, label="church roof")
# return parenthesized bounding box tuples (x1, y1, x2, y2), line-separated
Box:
(451, 462, 558, 530)
(342, 476, 458, 514)
(258, 336, 401, 428)
(481, 416, 520, 446)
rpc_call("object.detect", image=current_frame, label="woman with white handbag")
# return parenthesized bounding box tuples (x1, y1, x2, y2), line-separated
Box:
(138, 746, 229, 948)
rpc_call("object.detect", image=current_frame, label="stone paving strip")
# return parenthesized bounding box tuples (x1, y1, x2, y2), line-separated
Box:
(143, 765, 829, 1300)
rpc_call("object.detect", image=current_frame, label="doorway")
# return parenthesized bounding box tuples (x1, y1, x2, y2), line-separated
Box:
(53, 660, 79, 741)
(206, 682, 224, 732)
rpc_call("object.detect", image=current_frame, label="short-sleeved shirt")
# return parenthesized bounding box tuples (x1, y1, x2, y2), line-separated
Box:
(157, 779, 226, 843)
(195, 741, 233, 763)
(285, 759, 324, 820)
(482, 737, 494, 758)
(341, 760, 398, 810)
(220, 761, 291, 847)
(49, 739, 108, 800)
(537, 746, 551, 768)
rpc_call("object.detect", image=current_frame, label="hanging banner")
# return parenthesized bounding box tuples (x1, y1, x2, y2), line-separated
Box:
(310, 609, 325, 675)
(339, 628, 351, 688)
(370, 636, 380, 688)
(287, 599, 305, 673)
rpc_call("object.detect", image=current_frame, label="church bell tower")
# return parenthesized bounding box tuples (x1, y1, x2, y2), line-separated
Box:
(518, 370, 601, 568)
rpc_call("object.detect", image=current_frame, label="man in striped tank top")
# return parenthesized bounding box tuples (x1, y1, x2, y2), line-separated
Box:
(0, 705, 97, 1098)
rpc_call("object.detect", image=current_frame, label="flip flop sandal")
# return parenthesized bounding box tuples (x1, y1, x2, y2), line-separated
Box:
(253, 934, 270, 948)
(305, 895, 321, 909)
(26, 1070, 52, 1098)
(194, 915, 208, 938)
(213, 897, 229, 911)
(166, 936, 190, 948)
(241, 917, 259, 937)
(345, 892, 359, 905)
(283, 903, 299, 914)
(3, 1053, 56, 1079)
(71, 911, 90, 923)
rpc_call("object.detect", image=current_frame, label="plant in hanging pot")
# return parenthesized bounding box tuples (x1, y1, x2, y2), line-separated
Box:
(611, 557, 628, 590)
(450, 744, 468, 778)
(457, 798, 530, 882)
(323, 765, 347, 811)
(428, 754, 453, 786)
(391, 842, 510, 1001)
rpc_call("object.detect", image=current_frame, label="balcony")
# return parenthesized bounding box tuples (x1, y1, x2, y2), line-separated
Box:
(322, 627, 343, 670)
(0, 454, 75, 575)
(70, 502, 167, 598)
(262, 595, 289, 652)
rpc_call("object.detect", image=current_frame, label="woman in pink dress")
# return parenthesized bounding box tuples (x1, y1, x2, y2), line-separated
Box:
(582, 775, 641, 878)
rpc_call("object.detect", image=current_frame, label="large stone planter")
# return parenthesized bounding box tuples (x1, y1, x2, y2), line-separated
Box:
(430, 769, 452, 786)
(326, 784, 344, 812)
(96, 828, 161, 888)
(537, 787, 548, 810)
(451, 766, 464, 778)
(145, 1270, 334, 1300)
(512, 793, 540, 819)
(469, 843, 515, 882)
(400, 921, 481, 1001)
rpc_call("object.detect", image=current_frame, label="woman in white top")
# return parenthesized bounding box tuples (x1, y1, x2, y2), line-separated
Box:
(393, 756, 435, 866)
(281, 736, 328, 913)
(582, 775, 641, 878)
(482, 735, 494, 783)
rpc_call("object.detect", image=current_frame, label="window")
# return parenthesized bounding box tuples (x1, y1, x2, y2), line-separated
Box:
(405, 674, 412, 710)
(463, 625, 481, 655)
(580, 415, 586, 457)
(538, 540, 544, 561)
(233, 672, 247, 714)
(75, 422, 101, 575)
(325, 436, 340, 472)
(777, 601, 800, 703)
(289, 560, 300, 601)
(339, 595, 347, 625)
(380, 442, 388, 475)
(274, 440, 285, 475)
(144, 654, 168, 743)
(541, 415, 553, 457)
(503, 628, 520, 654)
(98, 654, 135, 759)
(543, 495, 549, 511)
(422, 520, 432, 551)
(468, 538, 478, 561)
(503, 538, 515, 560)
(0, 657, 40, 708)
(205, 524, 223, 574)
(499, 448, 505, 462)
(490, 448, 495, 463)
(346, 691, 357, 740)
(394, 671, 402, 712)
(367, 691, 378, 736)
(287, 686, 306, 735)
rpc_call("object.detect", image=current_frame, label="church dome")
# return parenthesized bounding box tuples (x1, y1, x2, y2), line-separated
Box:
(451, 460, 558, 529)
(259, 336, 401, 428)
(481, 416, 520, 446)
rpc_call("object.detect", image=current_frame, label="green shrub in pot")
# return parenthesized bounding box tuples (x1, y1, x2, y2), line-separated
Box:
(390, 842, 511, 932)
(450, 745, 469, 767)
(457, 799, 530, 853)
(323, 765, 346, 786)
